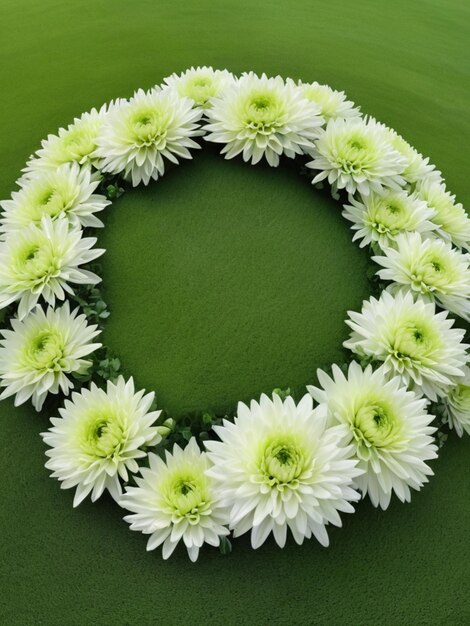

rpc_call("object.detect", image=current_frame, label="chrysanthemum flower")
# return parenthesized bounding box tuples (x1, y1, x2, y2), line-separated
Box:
(205, 393, 361, 549)
(1, 163, 110, 232)
(373, 231, 470, 321)
(342, 189, 437, 250)
(306, 117, 407, 196)
(204, 72, 324, 167)
(94, 88, 202, 186)
(344, 290, 469, 401)
(121, 438, 230, 562)
(293, 80, 361, 121)
(22, 103, 116, 177)
(41, 376, 161, 506)
(0, 302, 101, 411)
(0, 216, 104, 320)
(163, 66, 235, 109)
(417, 180, 470, 250)
(441, 368, 470, 437)
(308, 362, 438, 509)
(384, 127, 442, 185)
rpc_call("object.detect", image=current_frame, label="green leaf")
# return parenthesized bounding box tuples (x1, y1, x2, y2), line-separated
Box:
(219, 536, 232, 555)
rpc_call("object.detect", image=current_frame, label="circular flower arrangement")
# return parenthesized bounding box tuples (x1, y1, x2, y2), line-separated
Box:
(1, 67, 469, 562)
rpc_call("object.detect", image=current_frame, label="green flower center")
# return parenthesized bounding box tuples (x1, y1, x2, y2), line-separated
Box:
(337, 131, 375, 173)
(409, 250, 456, 293)
(302, 85, 338, 117)
(81, 410, 126, 459)
(367, 194, 415, 235)
(180, 75, 218, 106)
(161, 469, 210, 523)
(243, 91, 285, 132)
(14, 238, 60, 283)
(130, 107, 169, 147)
(61, 125, 97, 162)
(25, 183, 77, 222)
(23, 328, 66, 371)
(391, 318, 440, 363)
(259, 436, 307, 487)
(350, 400, 403, 457)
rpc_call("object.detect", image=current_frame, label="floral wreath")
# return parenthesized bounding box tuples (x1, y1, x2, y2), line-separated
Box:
(1, 67, 469, 562)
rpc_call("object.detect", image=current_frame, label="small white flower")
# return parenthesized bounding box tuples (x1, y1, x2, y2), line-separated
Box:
(373, 231, 470, 321)
(23, 103, 117, 178)
(417, 180, 470, 251)
(344, 290, 469, 401)
(308, 362, 438, 509)
(205, 393, 361, 549)
(94, 88, 202, 186)
(204, 72, 324, 167)
(384, 127, 442, 185)
(442, 368, 470, 437)
(293, 80, 361, 121)
(0, 216, 104, 320)
(1, 162, 110, 232)
(41, 376, 161, 506)
(163, 66, 235, 108)
(342, 189, 437, 250)
(307, 117, 407, 196)
(0, 302, 101, 411)
(121, 438, 230, 562)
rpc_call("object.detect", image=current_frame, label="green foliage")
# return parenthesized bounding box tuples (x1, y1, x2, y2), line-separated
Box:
(97, 172, 126, 201)
(70, 278, 110, 326)
(219, 535, 232, 556)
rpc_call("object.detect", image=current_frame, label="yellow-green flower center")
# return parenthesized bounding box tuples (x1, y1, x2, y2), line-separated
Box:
(129, 106, 169, 147)
(243, 91, 285, 133)
(25, 182, 77, 222)
(23, 328, 65, 371)
(337, 131, 375, 173)
(60, 125, 98, 162)
(181, 76, 218, 105)
(353, 403, 401, 446)
(161, 467, 210, 523)
(368, 195, 413, 234)
(81, 409, 126, 459)
(391, 318, 440, 364)
(13, 238, 60, 284)
(302, 85, 338, 118)
(258, 436, 307, 487)
(409, 250, 456, 293)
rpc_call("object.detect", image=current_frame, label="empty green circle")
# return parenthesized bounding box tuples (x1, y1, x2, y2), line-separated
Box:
(98, 148, 370, 418)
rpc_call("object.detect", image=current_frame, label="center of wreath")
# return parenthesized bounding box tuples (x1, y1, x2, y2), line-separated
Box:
(98, 148, 370, 417)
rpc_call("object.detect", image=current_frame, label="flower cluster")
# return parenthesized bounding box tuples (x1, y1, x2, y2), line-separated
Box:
(1, 68, 468, 562)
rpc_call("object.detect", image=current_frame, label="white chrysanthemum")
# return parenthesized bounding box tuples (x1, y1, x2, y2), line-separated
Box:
(0, 216, 104, 320)
(163, 66, 235, 109)
(121, 438, 229, 562)
(204, 72, 324, 167)
(205, 393, 361, 549)
(41, 376, 161, 506)
(0, 302, 101, 411)
(344, 290, 469, 401)
(373, 231, 470, 321)
(442, 368, 470, 437)
(307, 362, 438, 509)
(384, 127, 442, 185)
(342, 189, 437, 249)
(417, 180, 470, 251)
(94, 88, 202, 186)
(293, 80, 361, 121)
(307, 117, 407, 196)
(1, 163, 110, 232)
(22, 103, 116, 178)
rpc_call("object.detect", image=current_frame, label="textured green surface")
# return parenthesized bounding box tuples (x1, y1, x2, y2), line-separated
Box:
(0, 0, 469, 624)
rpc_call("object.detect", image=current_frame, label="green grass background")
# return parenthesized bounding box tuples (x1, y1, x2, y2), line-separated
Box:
(0, 0, 469, 624)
